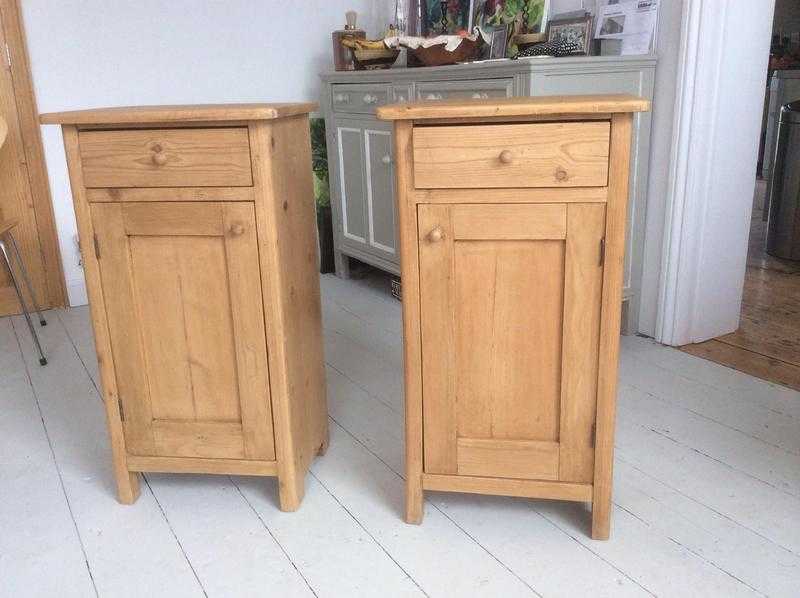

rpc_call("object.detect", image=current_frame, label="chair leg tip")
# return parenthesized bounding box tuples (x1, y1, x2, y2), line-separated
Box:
(39, 358, 47, 366)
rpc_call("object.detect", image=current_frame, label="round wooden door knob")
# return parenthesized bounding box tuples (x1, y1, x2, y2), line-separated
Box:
(151, 151, 168, 166)
(229, 223, 245, 236)
(428, 227, 444, 242)
(499, 150, 514, 165)
(555, 167, 569, 182)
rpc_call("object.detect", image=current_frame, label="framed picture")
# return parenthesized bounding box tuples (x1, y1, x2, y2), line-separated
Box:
(488, 23, 511, 58)
(546, 14, 593, 55)
(421, 0, 472, 35)
(472, 0, 550, 34)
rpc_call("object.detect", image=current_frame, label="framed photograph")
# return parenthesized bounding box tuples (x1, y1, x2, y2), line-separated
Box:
(546, 14, 593, 55)
(488, 24, 511, 59)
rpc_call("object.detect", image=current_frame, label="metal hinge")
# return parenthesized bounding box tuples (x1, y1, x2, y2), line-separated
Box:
(117, 400, 125, 422)
(599, 238, 606, 266)
(3, 43, 10, 69)
(93, 234, 101, 259)
(591, 423, 596, 448)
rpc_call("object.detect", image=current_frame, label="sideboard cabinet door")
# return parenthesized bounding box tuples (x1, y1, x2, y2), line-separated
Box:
(336, 125, 369, 248)
(90, 201, 275, 461)
(364, 126, 397, 259)
(418, 202, 605, 483)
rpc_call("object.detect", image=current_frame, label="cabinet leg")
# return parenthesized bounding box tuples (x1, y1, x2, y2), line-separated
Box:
(405, 473, 424, 524)
(334, 251, 350, 279)
(591, 492, 612, 540)
(116, 471, 141, 505)
(278, 470, 306, 512)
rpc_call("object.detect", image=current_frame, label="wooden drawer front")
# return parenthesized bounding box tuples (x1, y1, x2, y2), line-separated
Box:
(415, 78, 513, 102)
(413, 122, 610, 189)
(332, 84, 390, 114)
(79, 128, 253, 188)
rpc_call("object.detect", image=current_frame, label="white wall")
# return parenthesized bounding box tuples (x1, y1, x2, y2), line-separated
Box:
(23, 1, 393, 306)
(654, 0, 775, 345)
(637, 0, 684, 336)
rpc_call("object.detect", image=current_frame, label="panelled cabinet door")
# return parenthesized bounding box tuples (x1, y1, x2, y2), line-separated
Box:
(336, 125, 369, 247)
(364, 126, 397, 259)
(91, 201, 275, 461)
(418, 203, 605, 483)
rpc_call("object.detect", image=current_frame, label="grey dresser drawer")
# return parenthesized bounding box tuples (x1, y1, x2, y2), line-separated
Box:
(415, 78, 514, 101)
(332, 84, 391, 114)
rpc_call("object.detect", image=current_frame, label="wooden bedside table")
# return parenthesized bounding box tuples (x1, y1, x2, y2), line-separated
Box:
(377, 94, 650, 539)
(41, 104, 328, 511)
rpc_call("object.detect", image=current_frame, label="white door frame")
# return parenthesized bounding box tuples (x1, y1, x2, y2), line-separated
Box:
(654, 0, 775, 346)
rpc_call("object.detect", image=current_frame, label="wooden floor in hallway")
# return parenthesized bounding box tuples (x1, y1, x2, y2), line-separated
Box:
(1, 273, 799, 597)
(681, 183, 800, 391)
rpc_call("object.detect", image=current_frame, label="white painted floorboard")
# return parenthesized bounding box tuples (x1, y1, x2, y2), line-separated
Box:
(1, 273, 798, 597)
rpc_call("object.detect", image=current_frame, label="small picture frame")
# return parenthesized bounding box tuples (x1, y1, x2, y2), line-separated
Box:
(488, 24, 511, 59)
(547, 14, 594, 56)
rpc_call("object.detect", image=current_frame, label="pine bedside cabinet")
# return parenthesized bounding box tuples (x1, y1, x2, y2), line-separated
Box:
(377, 94, 650, 539)
(41, 104, 328, 511)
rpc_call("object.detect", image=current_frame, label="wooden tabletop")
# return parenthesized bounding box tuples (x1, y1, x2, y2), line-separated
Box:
(40, 102, 318, 125)
(376, 94, 650, 121)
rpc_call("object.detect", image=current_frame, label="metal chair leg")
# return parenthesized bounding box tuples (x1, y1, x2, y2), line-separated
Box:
(0, 238, 47, 365)
(8, 233, 46, 326)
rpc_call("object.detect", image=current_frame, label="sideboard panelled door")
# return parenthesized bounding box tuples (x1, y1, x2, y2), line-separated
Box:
(364, 126, 396, 258)
(418, 203, 606, 483)
(337, 121, 397, 260)
(90, 201, 275, 461)
(336, 125, 368, 245)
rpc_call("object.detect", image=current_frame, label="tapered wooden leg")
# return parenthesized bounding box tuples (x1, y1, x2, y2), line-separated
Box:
(591, 491, 611, 540)
(334, 250, 350, 279)
(116, 470, 141, 504)
(278, 469, 305, 512)
(405, 472, 424, 524)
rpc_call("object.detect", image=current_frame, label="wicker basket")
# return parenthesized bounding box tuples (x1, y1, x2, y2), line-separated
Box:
(408, 38, 481, 67)
(352, 47, 400, 70)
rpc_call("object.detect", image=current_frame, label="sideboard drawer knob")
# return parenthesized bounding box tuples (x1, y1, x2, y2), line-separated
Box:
(334, 93, 349, 103)
(555, 167, 569, 182)
(229, 223, 245, 236)
(427, 226, 444, 243)
(363, 94, 378, 104)
(381, 154, 392, 165)
(498, 150, 514, 165)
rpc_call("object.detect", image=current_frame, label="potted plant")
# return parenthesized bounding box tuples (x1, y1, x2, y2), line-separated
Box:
(311, 118, 335, 274)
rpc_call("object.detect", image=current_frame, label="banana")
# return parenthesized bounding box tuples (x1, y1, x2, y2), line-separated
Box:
(340, 37, 387, 51)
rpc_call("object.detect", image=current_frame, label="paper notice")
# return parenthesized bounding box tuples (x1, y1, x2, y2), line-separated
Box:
(596, 0, 658, 55)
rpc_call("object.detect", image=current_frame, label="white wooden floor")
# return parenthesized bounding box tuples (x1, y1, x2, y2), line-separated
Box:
(2, 273, 799, 597)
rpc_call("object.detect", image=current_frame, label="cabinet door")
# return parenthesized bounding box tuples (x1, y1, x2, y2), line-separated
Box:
(336, 125, 369, 247)
(91, 201, 275, 461)
(364, 127, 397, 259)
(418, 203, 605, 483)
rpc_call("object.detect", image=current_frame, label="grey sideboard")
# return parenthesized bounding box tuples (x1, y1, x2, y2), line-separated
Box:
(320, 55, 656, 332)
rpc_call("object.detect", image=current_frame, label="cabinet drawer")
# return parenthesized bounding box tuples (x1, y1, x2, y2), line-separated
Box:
(413, 121, 610, 189)
(415, 78, 513, 102)
(78, 128, 253, 188)
(332, 84, 390, 114)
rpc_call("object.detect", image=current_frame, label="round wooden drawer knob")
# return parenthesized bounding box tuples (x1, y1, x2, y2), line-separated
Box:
(499, 150, 514, 165)
(229, 223, 245, 236)
(555, 167, 569, 182)
(428, 227, 444, 242)
(152, 151, 168, 166)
